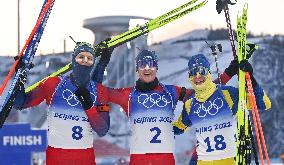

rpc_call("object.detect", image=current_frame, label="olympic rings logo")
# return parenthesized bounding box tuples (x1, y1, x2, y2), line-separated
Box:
(62, 89, 97, 107)
(193, 97, 223, 118)
(137, 93, 172, 109)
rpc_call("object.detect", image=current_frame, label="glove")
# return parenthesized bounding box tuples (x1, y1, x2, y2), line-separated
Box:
(239, 59, 253, 74)
(216, 0, 224, 14)
(240, 59, 258, 87)
(216, 0, 236, 14)
(74, 87, 93, 110)
(95, 38, 114, 65)
(224, 59, 239, 77)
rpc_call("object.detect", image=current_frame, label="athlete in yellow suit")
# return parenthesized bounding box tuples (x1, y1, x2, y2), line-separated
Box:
(173, 54, 271, 165)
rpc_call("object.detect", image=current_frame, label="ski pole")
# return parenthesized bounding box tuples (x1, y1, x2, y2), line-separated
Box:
(205, 41, 222, 84)
(246, 73, 270, 165)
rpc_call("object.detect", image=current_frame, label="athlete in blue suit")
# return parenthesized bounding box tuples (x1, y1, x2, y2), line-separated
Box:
(173, 54, 271, 165)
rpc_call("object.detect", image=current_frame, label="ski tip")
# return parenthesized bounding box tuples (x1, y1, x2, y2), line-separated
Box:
(243, 3, 248, 12)
(199, 0, 208, 5)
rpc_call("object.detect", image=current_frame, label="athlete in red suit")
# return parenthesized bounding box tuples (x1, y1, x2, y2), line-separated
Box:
(14, 42, 113, 165)
(102, 50, 233, 165)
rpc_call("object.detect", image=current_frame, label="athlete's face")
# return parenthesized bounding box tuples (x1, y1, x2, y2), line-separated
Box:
(189, 71, 212, 91)
(75, 51, 94, 66)
(190, 73, 206, 86)
(137, 64, 157, 83)
(188, 66, 209, 86)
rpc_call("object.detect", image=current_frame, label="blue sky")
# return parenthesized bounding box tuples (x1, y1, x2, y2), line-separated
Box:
(0, 0, 283, 56)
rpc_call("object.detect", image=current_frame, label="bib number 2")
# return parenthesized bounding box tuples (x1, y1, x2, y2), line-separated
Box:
(72, 126, 83, 140)
(150, 127, 161, 143)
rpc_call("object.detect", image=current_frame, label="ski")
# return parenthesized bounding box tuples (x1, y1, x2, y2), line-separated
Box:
(108, 0, 207, 47)
(26, 0, 208, 92)
(236, 3, 251, 165)
(0, 0, 55, 128)
(216, 1, 259, 163)
(26, 63, 71, 93)
(239, 5, 271, 165)
(110, 0, 201, 45)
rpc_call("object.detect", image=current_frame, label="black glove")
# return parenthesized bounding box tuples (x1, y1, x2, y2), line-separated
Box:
(239, 59, 253, 74)
(240, 59, 258, 87)
(216, 0, 236, 14)
(224, 59, 239, 77)
(74, 87, 93, 110)
(95, 38, 114, 65)
(216, 0, 224, 14)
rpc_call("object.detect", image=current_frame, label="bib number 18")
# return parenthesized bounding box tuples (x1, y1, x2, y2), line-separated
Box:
(204, 135, 226, 152)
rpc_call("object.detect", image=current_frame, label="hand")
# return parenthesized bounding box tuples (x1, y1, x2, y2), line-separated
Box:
(239, 59, 253, 74)
(95, 38, 114, 65)
(224, 59, 239, 77)
(239, 59, 258, 87)
(74, 87, 93, 110)
(216, 0, 224, 14)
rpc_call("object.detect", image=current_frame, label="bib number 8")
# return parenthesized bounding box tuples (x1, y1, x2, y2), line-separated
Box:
(204, 135, 226, 152)
(150, 127, 161, 143)
(72, 126, 83, 140)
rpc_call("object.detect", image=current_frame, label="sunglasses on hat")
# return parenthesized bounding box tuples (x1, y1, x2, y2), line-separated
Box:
(188, 66, 209, 77)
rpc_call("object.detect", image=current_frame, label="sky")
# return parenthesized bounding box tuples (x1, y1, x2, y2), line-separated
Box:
(0, 0, 283, 56)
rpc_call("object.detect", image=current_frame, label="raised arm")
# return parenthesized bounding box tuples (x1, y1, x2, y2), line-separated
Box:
(13, 77, 60, 109)
(92, 41, 114, 83)
(214, 59, 238, 85)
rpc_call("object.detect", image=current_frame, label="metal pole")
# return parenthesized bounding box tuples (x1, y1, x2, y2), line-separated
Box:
(63, 39, 66, 53)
